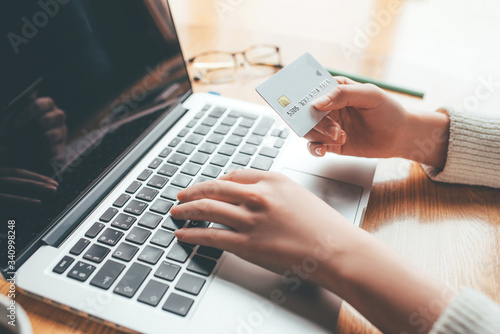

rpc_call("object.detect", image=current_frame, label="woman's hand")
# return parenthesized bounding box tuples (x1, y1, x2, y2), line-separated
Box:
(171, 169, 451, 334)
(305, 76, 409, 158)
(171, 169, 352, 282)
(305, 77, 450, 168)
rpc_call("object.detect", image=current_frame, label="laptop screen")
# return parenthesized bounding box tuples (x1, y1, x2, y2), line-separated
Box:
(0, 0, 191, 270)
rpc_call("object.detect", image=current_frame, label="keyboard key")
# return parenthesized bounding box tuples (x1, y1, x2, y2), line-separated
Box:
(113, 193, 131, 208)
(137, 169, 153, 181)
(210, 155, 229, 167)
(138, 212, 163, 229)
(112, 242, 139, 262)
(124, 200, 148, 216)
(246, 134, 263, 146)
(252, 117, 274, 136)
(280, 128, 289, 138)
(198, 142, 217, 154)
(125, 181, 142, 194)
(206, 133, 224, 144)
(136, 187, 159, 202)
(271, 128, 281, 137)
(225, 164, 243, 174)
(177, 128, 189, 137)
(168, 137, 181, 147)
(239, 118, 257, 127)
(167, 153, 187, 166)
(68, 261, 96, 282)
(186, 119, 197, 128)
(53, 256, 74, 274)
(194, 125, 210, 135)
(274, 138, 285, 148)
(148, 158, 163, 169)
(197, 246, 223, 259)
(114, 262, 151, 298)
(167, 243, 192, 263)
(69, 238, 90, 255)
(161, 186, 182, 201)
(201, 116, 217, 126)
(259, 147, 279, 158)
(185, 134, 203, 145)
(240, 144, 257, 155)
(155, 261, 181, 281)
(83, 244, 111, 263)
(228, 110, 258, 119)
(177, 143, 196, 156)
(99, 207, 118, 222)
(251, 156, 274, 171)
(171, 174, 192, 188)
(187, 255, 217, 276)
(218, 144, 236, 156)
(201, 165, 221, 178)
(158, 164, 178, 177)
(138, 245, 164, 265)
(150, 199, 174, 214)
(175, 273, 205, 296)
(209, 106, 226, 118)
(193, 176, 211, 185)
(187, 220, 210, 228)
(233, 126, 249, 137)
(201, 104, 211, 111)
(90, 260, 125, 290)
(126, 227, 151, 245)
(221, 117, 237, 126)
(98, 228, 124, 246)
(181, 163, 201, 176)
(147, 175, 168, 189)
(162, 216, 186, 231)
(214, 125, 230, 135)
(159, 147, 173, 158)
(150, 230, 175, 248)
(190, 152, 209, 165)
(194, 111, 205, 119)
(162, 293, 194, 317)
(85, 222, 105, 239)
(138, 280, 169, 307)
(111, 213, 137, 230)
(232, 154, 251, 166)
(226, 135, 242, 146)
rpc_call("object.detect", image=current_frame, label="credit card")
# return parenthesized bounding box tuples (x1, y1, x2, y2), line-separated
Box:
(256, 52, 337, 137)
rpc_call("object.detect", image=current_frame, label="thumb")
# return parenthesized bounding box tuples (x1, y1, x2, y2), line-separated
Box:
(312, 83, 387, 111)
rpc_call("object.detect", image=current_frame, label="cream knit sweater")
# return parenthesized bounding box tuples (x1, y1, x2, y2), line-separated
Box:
(424, 108, 500, 333)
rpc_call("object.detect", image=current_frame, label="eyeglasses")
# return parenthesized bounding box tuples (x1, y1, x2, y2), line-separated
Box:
(188, 45, 283, 84)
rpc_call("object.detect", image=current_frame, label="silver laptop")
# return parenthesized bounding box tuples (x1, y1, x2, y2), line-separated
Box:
(0, 1, 377, 333)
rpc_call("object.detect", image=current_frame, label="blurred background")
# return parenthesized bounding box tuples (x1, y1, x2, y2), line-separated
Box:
(170, 0, 500, 114)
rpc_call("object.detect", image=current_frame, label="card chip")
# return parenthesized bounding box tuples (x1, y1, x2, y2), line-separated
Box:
(277, 95, 290, 108)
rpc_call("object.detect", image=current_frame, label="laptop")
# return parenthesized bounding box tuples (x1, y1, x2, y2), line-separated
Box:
(0, 1, 377, 333)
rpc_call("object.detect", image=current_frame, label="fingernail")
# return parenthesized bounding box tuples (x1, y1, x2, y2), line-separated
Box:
(175, 229, 184, 240)
(314, 147, 323, 156)
(312, 95, 331, 108)
(327, 126, 339, 140)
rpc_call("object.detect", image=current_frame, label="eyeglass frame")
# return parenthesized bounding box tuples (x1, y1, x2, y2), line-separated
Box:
(187, 44, 283, 83)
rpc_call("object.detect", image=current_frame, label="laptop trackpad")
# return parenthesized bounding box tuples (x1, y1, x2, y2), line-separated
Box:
(281, 168, 363, 224)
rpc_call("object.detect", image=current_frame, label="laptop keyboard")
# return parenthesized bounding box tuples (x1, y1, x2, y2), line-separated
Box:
(51, 104, 289, 318)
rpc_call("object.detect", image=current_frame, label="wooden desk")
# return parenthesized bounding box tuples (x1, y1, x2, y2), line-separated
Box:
(2, 0, 500, 333)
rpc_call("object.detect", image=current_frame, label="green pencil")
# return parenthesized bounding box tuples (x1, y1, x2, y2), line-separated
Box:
(327, 68, 425, 99)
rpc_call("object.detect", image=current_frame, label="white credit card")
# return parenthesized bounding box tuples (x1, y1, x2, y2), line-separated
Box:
(256, 52, 337, 137)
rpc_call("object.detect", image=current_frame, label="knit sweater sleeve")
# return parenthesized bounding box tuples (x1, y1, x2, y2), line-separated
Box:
(422, 109, 500, 188)
(430, 288, 500, 334)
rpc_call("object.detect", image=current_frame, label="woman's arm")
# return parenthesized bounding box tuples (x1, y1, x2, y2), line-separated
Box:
(171, 170, 452, 334)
